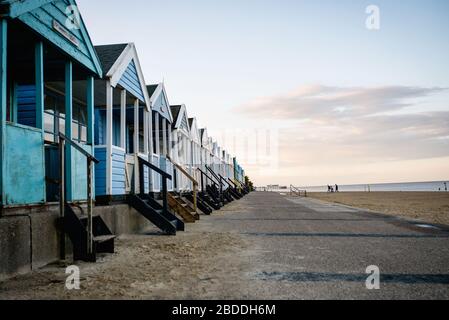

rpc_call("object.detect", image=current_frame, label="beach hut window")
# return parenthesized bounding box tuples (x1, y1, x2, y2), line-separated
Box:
(72, 103, 87, 143)
(44, 90, 65, 143)
(43, 89, 87, 144)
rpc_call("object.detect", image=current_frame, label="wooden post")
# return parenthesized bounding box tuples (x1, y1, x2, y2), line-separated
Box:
(35, 41, 44, 135)
(87, 76, 94, 145)
(105, 82, 113, 195)
(148, 111, 154, 192)
(143, 110, 149, 154)
(65, 61, 73, 201)
(59, 137, 66, 260)
(139, 159, 144, 197)
(0, 19, 6, 201)
(193, 182, 197, 212)
(87, 158, 93, 256)
(162, 118, 167, 157)
(148, 111, 154, 156)
(162, 177, 168, 216)
(167, 121, 172, 159)
(120, 90, 126, 149)
(155, 112, 160, 155)
(133, 99, 139, 193)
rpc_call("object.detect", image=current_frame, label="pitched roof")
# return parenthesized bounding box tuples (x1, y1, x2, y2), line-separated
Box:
(146, 84, 159, 98)
(94, 43, 128, 74)
(170, 105, 182, 124)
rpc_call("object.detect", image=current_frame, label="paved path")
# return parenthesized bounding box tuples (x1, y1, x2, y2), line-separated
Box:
(196, 192, 449, 299)
(1, 192, 448, 300)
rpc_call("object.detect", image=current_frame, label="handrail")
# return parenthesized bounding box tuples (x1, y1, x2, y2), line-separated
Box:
(227, 178, 238, 188)
(198, 167, 219, 186)
(206, 165, 226, 187)
(58, 133, 97, 260)
(138, 156, 172, 180)
(218, 173, 232, 188)
(205, 165, 225, 203)
(197, 167, 220, 195)
(166, 156, 198, 187)
(167, 156, 198, 212)
(138, 156, 172, 219)
(234, 178, 244, 188)
(59, 133, 99, 164)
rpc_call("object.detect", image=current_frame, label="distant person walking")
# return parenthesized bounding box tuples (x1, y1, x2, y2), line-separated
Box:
(335, 184, 339, 192)
(445, 182, 447, 192)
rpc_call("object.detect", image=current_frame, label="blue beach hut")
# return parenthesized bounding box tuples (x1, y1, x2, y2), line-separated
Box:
(147, 83, 174, 192)
(93, 43, 152, 202)
(0, 0, 102, 207)
(0, 0, 106, 275)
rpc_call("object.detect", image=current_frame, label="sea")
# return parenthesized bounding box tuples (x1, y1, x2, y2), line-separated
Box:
(302, 181, 449, 193)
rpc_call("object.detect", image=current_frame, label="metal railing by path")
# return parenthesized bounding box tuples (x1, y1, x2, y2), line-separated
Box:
(290, 185, 307, 197)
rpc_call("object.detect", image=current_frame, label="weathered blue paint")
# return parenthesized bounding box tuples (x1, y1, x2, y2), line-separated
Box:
(118, 60, 144, 102)
(4, 124, 45, 205)
(71, 144, 92, 201)
(65, 60, 73, 200)
(35, 41, 44, 134)
(17, 85, 37, 127)
(6, 0, 53, 19)
(0, 19, 7, 199)
(1, 1, 101, 206)
(9, 0, 102, 76)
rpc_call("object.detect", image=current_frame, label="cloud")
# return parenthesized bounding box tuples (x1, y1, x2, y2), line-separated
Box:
(234, 85, 449, 175)
(236, 85, 447, 121)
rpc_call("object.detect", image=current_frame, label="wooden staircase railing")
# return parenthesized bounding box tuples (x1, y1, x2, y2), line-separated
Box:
(138, 156, 172, 218)
(206, 165, 227, 203)
(58, 133, 100, 260)
(167, 156, 198, 213)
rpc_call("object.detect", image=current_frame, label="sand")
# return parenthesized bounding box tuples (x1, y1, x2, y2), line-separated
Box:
(308, 192, 449, 226)
(0, 231, 252, 300)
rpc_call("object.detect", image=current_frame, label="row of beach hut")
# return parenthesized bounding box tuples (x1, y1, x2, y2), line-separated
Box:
(0, 0, 250, 278)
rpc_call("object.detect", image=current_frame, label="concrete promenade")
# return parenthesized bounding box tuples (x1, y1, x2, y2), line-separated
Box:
(1, 192, 448, 299)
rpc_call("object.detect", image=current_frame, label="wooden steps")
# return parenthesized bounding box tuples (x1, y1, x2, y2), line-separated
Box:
(129, 195, 184, 235)
(64, 205, 116, 262)
(168, 193, 199, 223)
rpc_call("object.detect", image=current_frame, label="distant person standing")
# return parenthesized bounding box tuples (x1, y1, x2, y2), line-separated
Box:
(328, 185, 331, 193)
(445, 182, 447, 192)
(335, 184, 339, 192)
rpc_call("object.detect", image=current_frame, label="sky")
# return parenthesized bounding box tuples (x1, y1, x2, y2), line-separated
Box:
(77, 0, 449, 186)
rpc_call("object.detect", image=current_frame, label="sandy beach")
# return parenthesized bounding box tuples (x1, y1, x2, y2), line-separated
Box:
(308, 192, 449, 226)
